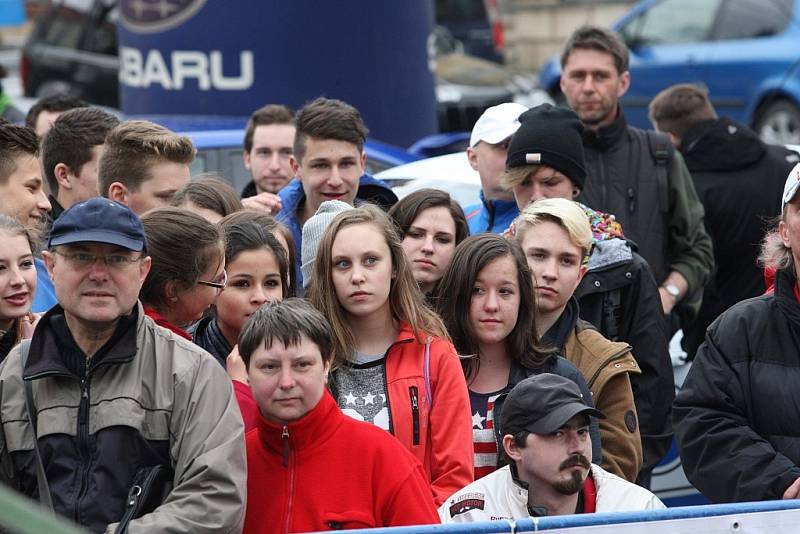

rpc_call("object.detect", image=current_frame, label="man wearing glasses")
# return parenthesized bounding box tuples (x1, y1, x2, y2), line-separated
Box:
(0, 197, 246, 532)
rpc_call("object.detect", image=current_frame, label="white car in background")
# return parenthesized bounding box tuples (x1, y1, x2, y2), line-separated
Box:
(378, 152, 481, 208)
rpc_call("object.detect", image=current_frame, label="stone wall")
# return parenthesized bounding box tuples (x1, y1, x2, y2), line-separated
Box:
(499, 0, 635, 72)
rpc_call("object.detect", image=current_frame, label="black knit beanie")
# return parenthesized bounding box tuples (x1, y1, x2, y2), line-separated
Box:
(506, 103, 587, 189)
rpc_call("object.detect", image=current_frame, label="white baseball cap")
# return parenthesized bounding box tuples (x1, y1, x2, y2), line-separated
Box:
(782, 162, 800, 211)
(469, 102, 527, 148)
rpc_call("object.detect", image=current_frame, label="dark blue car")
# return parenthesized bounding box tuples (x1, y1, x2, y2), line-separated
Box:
(539, 0, 800, 144)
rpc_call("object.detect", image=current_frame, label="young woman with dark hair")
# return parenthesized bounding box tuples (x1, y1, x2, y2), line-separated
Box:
(193, 214, 290, 366)
(307, 204, 473, 505)
(191, 213, 291, 431)
(139, 207, 225, 339)
(388, 188, 469, 297)
(435, 233, 602, 480)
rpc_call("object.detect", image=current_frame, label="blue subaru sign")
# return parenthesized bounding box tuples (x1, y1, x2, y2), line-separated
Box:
(118, 0, 437, 147)
(120, 0, 207, 33)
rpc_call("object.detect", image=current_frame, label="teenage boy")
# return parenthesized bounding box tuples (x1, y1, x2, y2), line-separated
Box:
(239, 298, 439, 532)
(42, 107, 120, 221)
(501, 103, 672, 486)
(0, 119, 54, 311)
(25, 94, 87, 138)
(440, 374, 663, 522)
(276, 97, 396, 288)
(510, 198, 642, 482)
(98, 120, 194, 215)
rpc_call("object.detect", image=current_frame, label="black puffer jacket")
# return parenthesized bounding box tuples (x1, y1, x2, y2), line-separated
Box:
(674, 268, 800, 503)
(679, 118, 798, 358)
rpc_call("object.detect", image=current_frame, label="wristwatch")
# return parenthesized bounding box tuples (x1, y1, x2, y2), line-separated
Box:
(663, 284, 680, 300)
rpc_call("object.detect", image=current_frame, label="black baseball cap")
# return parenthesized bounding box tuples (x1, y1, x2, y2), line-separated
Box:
(501, 373, 605, 436)
(48, 197, 147, 252)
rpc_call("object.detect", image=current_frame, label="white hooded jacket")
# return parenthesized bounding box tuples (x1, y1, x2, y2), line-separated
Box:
(439, 464, 664, 523)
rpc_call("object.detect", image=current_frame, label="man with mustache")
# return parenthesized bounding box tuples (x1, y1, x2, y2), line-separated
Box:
(440, 373, 663, 522)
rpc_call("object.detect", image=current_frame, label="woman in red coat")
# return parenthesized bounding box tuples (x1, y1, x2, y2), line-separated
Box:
(239, 299, 439, 532)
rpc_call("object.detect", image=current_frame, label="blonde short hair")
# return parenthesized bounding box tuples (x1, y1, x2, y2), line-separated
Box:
(500, 165, 535, 190)
(512, 198, 593, 260)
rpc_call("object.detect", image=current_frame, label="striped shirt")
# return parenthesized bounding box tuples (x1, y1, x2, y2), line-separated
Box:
(469, 389, 506, 480)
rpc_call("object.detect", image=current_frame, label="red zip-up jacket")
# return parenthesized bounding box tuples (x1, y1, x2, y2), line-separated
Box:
(243, 391, 439, 533)
(380, 323, 474, 505)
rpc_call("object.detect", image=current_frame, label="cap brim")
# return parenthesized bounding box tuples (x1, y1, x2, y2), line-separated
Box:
(49, 230, 145, 252)
(527, 402, 605, 434)
(784, 181, 800, 210)
(472, 124, 521, 147)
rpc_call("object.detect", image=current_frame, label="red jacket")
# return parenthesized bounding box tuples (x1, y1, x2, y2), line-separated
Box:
(233, 380, 258, 431)
(243, 390, 439, 533)
(351, 323, 474, 505)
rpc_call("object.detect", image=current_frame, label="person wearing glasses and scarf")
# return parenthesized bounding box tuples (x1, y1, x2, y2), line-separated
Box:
(139, 207, 226, 339)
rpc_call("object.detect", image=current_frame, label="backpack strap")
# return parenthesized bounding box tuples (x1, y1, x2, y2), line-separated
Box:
(645, 130, 672, 214)
(20, 339, 54, 513)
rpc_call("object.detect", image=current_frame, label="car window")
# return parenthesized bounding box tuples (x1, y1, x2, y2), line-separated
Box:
(41, 0, 94, 49)
(86, 0, 118, 55)
(435, 0, 487, 23)
(713, 0, 792, 40)
(619, 0, 722, 47)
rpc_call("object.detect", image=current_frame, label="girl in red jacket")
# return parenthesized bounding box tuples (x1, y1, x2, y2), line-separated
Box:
(307, 204, 474, 505)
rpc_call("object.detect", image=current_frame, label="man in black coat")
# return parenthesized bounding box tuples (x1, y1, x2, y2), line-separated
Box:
(649, 83, 799, 358)
(673, 168, 800, 503)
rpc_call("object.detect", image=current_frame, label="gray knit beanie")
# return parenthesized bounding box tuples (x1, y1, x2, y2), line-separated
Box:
(301, 200, 354, 289)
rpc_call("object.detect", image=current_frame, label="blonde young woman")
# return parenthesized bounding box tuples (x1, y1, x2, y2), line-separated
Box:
(307, 204, 473, 505)
(0, 215, 38, 361)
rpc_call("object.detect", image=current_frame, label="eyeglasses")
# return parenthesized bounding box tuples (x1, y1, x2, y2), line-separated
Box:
(53, 250, 144, 269)
(197, 269, 227, 290)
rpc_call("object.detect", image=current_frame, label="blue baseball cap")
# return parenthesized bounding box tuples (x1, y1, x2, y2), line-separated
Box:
(48, 198, 147, 252)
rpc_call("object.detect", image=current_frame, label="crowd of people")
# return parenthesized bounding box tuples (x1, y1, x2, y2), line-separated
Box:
(0, 23, 796, 533)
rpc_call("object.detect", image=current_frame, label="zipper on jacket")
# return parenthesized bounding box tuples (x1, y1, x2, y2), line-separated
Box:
(281, 425, 290, 467)
(626, 187, 636, 214)
(74, 370, 91, 524)
(381, 361, 394, 435)
(283, 425, 295, 534)
(409, 386, 420, 445)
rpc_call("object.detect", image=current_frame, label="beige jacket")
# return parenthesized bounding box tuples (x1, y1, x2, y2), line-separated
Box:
(0, 302, 247, 533)
(564, 320, 643, 482)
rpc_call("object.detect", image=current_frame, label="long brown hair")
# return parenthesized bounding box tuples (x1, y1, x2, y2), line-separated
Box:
(434, 234, 551, 381)
(307, 204, 449, 370)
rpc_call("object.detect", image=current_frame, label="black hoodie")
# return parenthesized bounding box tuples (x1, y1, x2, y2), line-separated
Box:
(679, 118, 798, 357)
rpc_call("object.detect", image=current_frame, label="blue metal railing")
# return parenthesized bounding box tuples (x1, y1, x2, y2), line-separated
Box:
(333, 499, 800, 534)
